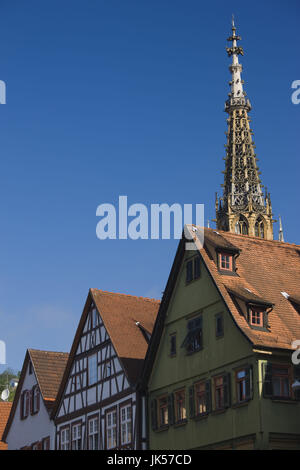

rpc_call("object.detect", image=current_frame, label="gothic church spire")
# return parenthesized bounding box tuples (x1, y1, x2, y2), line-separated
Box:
(216, 19, 274, 240)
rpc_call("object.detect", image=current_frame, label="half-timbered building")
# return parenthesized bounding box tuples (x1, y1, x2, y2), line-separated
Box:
(52, 289, 160, 450)
(3, 349, 69, 450)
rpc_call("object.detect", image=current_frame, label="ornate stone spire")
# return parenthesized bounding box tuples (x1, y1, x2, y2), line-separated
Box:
(215, 18, 274, 240)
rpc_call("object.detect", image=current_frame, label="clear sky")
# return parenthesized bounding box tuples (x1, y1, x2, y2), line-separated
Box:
(0, 0, 299, 372)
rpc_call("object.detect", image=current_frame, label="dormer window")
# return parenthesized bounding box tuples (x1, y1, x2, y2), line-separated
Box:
(247, 305, 270, 330)
(218, 252, 233, 272)
(249, 308, 264, 327)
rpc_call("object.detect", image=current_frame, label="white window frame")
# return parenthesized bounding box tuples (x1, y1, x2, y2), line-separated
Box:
(120, 404, 132, 446)
(88, 416, 99, 450)
(60, 427, 70, 450)
(71, 423, 82, 450)
(106, 410, 117, 449)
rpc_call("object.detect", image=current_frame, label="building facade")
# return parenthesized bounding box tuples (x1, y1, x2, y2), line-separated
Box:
(143, 228, 300, 449)
(52, 289, 159, 450)
(142, 20, 300, 450)
(3, 349, 68, 450)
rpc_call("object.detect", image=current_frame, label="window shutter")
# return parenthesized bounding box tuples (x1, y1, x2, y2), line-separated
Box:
(293, 365, 300, 401)
(223, 373, 231, 408)
(189, 386, 195, 418)
(25, 391, 30, 417)
(20, 391, 24, 419)
(205, 380, 212, 413)
(168, 393, 174, 425)
(36, 387, 40, 412)
(186, 260, 193, 283)
(245, 366, 253, 400)
(194, 256, 201, 279)
(262, 362, 273, 398)
(150, 399, 157, 431)
(30, 388, 34, 415)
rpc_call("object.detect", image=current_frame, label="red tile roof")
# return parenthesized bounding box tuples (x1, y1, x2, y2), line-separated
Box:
(2, 349, 69, 442)
(53, 290, 160, 418)
(91, 290, 160, 383)
(0, 402, 12, 450)
(191, 227, 300, 350)
(29, 350, 69, 409)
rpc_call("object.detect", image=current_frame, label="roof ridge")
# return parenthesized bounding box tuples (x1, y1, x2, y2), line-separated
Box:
(203, 227, 300, 248)
(28, 348, 68, 355)
(90, 288, 160, 303)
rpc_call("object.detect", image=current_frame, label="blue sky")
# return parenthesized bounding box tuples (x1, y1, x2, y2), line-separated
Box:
(0, 0, 299, 372)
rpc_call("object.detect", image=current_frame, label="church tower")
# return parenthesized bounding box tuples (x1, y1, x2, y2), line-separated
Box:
(215, 18, 274, 240)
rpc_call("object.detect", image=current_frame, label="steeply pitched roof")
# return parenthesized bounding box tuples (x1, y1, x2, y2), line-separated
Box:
(52, 289, 160, 419)
(0, 402, 12, 450)
(2, 349, 68, 442)
(29, 350, 69, 409)
(192, 227, 300, 350)
(142, 228, 300, 384)
(91, 290, 160, 383)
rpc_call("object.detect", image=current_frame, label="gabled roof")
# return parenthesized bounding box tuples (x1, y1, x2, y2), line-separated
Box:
(2, 349, 68, 442)
(52, 289, 160, 419)
(142, 228, 300, 384)
(198, 227, 300, 350)
(0, 402, 12, 450)
(28, 350, 69, 409)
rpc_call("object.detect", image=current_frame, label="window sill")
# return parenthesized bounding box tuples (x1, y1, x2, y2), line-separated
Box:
(217, 269, 238, 277)
(232, 399, 251, 409)
(193, 412, 209, 421)
(271, 398, 298, 404)
(174, 419, 188, 428)
(211, 407, 227, 416)
(155, 425, 169, 432)
(185, 277, 201, 286)
(185, 348, 203, 356)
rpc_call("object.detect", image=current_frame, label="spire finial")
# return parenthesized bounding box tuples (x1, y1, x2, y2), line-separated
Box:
(279, 215, 284, 242)
(232, 14, 235, 29)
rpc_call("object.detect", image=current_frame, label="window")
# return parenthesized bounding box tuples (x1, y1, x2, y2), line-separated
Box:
(236, 367, 252, 403)
(215, 376, 224, 410)
(235, 216, 248, 235)
(158, 396, 168, 427)
(174, 390, 186, 422)
(88, 416, 99, 450)
(273, 367, 291, 398)
(255, 217, 265, 238)
(195, 381, 207, 415)
(106, 409, 117, 449)
(60, 427, 70, 450)
(120, 404, 132, 446)
(32, 385, 40, 414)
(182, 316, 203, 353)
(21, 390, 30, 419)
(170, 334, 176, 357)
(71, 423, 82, 450)
(214, 374, 231, 410)
(218, 252, 233, 271)
(215, 313, 224, 337)
(249, 307, 264, 327)
(29, 362, 33, 375)
(263, 363, 292, 400)
(88, 354, 98, 386)
(103, 360, 112, 379)
(186, 256, 201, 283)
(42, 437, 50, 450)
(91, 308, 98, 328)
